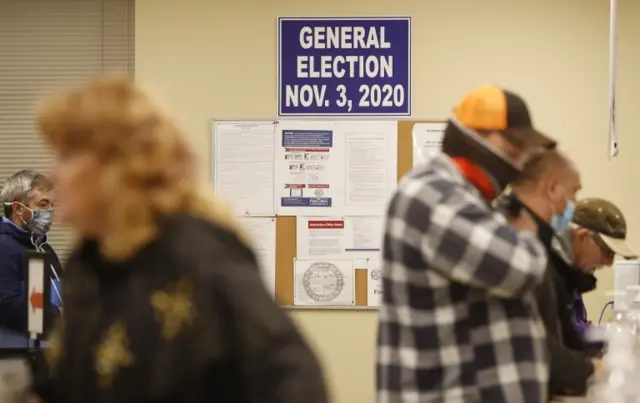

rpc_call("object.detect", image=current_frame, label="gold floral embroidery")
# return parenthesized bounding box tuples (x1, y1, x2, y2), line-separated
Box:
(150, 278, 196, 340)
(95, 322, 134, 389)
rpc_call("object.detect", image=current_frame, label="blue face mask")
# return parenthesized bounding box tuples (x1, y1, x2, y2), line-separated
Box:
(552, 200, 575, 233)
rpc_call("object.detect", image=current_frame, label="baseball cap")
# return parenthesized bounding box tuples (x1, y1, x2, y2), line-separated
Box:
(572, 198, 637, 259)
(453, 85, 556, 149)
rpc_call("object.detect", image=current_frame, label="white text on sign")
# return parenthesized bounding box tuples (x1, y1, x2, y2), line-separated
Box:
(278, 18, 411, 116)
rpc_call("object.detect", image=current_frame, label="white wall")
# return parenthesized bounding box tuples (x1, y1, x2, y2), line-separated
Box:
(136, 1, 640, 401)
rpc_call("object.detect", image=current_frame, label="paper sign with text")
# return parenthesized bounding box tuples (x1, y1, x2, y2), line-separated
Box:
(277, 17, 411, 116)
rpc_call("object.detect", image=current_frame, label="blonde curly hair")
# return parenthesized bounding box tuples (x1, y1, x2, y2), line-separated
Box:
(37, 75, 246, 261)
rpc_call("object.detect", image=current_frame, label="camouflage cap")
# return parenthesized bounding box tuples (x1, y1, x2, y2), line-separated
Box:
(572, 198, 637, 259)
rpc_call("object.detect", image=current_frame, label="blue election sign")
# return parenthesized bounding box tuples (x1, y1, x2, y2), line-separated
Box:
(277, 17, 411, 117)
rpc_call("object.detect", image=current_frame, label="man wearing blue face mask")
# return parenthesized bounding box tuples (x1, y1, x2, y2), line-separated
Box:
(509, 150, 603, 397)
(0, 170, 63, 348)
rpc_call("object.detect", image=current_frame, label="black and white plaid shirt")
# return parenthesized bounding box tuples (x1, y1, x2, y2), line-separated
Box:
(377, 154, 549, 403)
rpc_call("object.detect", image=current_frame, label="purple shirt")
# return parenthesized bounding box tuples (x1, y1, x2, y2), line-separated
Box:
(572, 292, 590, 335)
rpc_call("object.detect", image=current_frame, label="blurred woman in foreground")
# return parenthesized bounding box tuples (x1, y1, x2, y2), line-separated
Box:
(31, 75, 329, 403)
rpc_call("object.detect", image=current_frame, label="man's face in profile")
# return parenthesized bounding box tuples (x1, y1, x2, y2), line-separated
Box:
(13, 187, 53, 225)
(28, 188, 53, 211)
(573, 228, 615, 271)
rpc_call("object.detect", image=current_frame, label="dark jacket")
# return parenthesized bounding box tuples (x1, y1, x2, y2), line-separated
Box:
(553, 258, 599, 354)
(0, 218, 62, 340)
(35, 214, 329, 403)
(535, 248, 596, 396)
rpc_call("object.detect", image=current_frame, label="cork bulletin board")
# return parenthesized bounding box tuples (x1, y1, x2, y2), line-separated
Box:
(271, 120, 445, 307)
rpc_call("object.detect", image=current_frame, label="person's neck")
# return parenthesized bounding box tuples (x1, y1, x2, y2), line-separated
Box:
(450, 157, 497, 201)
(512, 188, 553, 223)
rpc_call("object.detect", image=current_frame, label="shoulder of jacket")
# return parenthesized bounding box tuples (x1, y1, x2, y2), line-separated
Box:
(0, 230, 17, 242)
(0, 235, 25, 255)
(159, 215, 257, 274)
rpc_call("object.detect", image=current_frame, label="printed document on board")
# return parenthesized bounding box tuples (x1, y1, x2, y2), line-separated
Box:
(412, 122, 446, 167)
(238, 217, 277, 297)
(213, 121, 276, 216)
(366, 257, 383, 307)
(340, 121, 398, 216)
(296, 216, 384, 258)
(294, 258, 355, 306)
(274, 120, 344, 216)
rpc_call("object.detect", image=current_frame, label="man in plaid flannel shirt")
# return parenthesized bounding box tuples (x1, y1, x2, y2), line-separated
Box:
(377, 86, 557, 403)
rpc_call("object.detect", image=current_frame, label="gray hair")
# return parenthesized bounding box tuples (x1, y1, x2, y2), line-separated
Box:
(1, 170, 52, 217)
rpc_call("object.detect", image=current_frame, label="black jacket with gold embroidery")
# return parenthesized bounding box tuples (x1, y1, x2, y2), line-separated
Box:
(35, 214, 329, 403)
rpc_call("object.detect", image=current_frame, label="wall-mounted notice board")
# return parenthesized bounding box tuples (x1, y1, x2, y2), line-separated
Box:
(211, 119, 446, 309)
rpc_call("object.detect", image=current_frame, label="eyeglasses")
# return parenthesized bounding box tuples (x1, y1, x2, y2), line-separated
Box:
(590, 231, 615, 260)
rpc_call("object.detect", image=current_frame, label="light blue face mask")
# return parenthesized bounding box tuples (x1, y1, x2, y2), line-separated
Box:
(552, 200, 576, 233)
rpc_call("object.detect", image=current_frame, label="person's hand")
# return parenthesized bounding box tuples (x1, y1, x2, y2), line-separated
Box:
(26, 395, 42, 403)
(591, 358, 604, 378)
(508, 209, 538, 234)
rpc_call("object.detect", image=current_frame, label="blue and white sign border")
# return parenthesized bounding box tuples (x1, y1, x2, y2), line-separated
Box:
(277, 16, 412, 118)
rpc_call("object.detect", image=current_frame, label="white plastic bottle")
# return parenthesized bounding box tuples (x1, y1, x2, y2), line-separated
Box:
(588, 290, 639, 402)
(610, 290, 630, 324)
(624, 286, 640, 337)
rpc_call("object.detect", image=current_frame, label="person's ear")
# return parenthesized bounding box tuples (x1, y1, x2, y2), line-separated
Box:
(548, 179, 564, 200)
(14, 203, 23, 216)
(576, 227, 590, 242)
(14, 202, 30, 218)
(535, 174, 553, 198)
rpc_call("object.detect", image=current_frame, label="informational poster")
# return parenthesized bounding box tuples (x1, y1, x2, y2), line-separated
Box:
(350, 216, 385, 252)
(294, 258, 355, 306)
(274, 120, 344, 216)
(297, 218, 349, 257)
(412, 122, 446, 167)
(213, 121, 276, 216)
(296, 216, 384, 258)
(275, 120, 397, 216)
(238, 217, 277, 297)
(277, 17, 411, 116)
(366, 257, 383, 307)
(341, 121, 398, 216)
